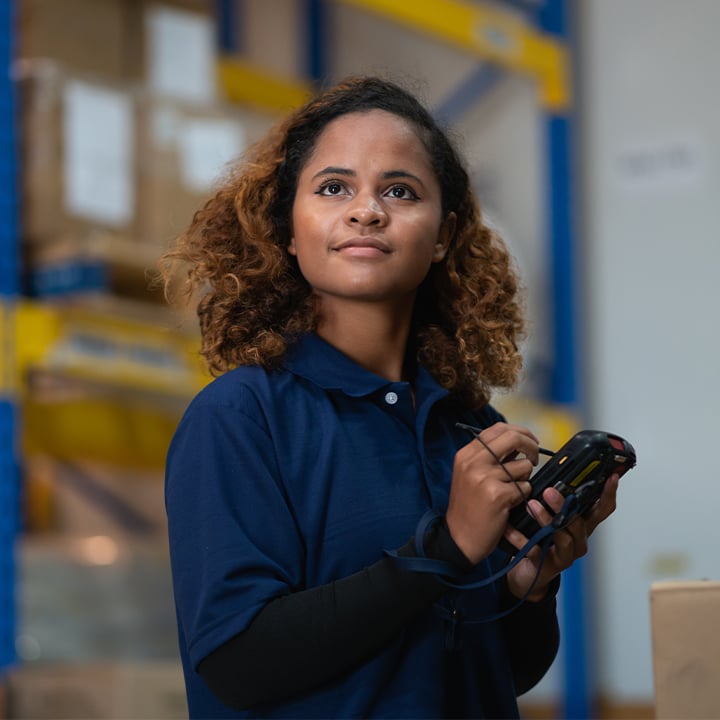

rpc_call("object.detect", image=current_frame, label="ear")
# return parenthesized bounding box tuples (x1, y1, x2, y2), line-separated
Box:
(288, 237, 297, 256)
(432, 212, 456, 262)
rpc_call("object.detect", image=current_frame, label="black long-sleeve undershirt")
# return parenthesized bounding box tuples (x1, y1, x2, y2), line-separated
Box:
(198, 522, 560, 711)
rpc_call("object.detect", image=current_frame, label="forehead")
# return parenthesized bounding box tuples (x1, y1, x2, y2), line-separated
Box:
(303, 110, 433, 172)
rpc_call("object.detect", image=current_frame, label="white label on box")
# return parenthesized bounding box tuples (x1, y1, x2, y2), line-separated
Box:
(146, 6, 217, 105)
(178, 119, 246, 193)
(63, 81, 134, 226)
(151, 104, 183, 149)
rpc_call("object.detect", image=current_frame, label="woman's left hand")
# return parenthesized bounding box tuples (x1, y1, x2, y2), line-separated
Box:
(503, 473, 621, 602)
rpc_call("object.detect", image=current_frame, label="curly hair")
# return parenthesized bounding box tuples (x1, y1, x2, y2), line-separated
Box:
(159, 75, 526, 409)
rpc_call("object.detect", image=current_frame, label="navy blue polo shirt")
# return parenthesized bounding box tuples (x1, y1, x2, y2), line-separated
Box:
(166, 332, 520, 718)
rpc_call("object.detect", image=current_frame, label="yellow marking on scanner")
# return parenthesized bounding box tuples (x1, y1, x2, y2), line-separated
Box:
(569, 460, 600, 488)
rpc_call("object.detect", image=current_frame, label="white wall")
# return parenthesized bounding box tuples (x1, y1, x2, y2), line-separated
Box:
(580, 0, 720, 701)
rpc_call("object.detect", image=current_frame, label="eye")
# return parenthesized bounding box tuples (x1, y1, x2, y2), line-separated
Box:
(316, 181, 346, 196)
(385, 184, 419, 201)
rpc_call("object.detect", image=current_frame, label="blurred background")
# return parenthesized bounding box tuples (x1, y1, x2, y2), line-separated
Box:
(1, 0, 718, 718)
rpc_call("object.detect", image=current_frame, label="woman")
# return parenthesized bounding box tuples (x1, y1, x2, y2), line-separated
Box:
(161, 76, 619, 718)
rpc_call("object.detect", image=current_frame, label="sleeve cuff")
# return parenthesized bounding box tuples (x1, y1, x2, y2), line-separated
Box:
(396, 515, 474, 575)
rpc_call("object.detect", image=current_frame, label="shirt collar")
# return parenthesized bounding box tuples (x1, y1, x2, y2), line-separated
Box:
(283, 332, 448, 402)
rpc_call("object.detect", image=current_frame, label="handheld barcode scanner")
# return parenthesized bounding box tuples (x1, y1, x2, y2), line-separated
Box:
(502, 430, 636, 553)
(387, 426, 637, 619)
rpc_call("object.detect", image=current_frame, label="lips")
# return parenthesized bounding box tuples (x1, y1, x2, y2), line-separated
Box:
(333, 237, 390, 253)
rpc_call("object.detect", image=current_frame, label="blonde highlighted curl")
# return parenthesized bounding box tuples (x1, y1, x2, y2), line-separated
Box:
(159, 76, 525, 410)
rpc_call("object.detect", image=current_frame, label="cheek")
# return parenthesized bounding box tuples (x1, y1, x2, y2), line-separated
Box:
(414, 219, 446, 261)
(291, 206, 331, 251)
(290, 205, 312, 246)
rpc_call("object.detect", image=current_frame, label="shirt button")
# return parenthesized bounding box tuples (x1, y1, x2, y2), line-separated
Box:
(384, 391, 398, 405)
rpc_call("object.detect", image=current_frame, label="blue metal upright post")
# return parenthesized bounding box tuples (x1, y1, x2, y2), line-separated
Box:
(0, 0, 20, 674)
(306, 0, 327, 85)
(215, 0, 241, 54)
(539, 1, 594, 718)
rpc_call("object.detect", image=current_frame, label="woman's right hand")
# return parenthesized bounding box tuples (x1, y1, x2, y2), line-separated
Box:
(445, 422, 539, 565)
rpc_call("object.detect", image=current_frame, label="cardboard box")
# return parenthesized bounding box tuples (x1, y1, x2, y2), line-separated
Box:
(136, 93, 278, 249)
(18, 0, 143, 80)
(230, 0, 306, 81)
(6, 661, 187, 719)
(650, 580, 720, 718)
(18, 61, 140, 247)
(18, 0, 214, 83)
(25, 234, 166, 304)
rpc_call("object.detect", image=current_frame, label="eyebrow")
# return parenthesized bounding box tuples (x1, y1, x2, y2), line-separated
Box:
(311, 166, 426, 187)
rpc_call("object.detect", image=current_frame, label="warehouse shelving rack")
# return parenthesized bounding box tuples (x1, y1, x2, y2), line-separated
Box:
(0, 0, 19, 680)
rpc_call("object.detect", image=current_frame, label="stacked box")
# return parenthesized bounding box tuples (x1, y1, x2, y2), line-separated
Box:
(136, 92, 278, 250)
(18, 61, 139, 250)
(7, 662, 187, 719)
(18, 0, 144, 80)
(8, 663, 124, 719)
(18, 0, 216, 81)
(17, 1, 231, 302)
(9, 5, 283, 717)
(7, 538, 186, 718)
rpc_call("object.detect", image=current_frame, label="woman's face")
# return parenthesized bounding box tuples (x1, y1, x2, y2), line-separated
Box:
(289, 110, 454, 310)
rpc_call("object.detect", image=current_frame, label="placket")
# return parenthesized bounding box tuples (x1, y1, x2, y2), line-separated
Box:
(374, 381, 416, 432)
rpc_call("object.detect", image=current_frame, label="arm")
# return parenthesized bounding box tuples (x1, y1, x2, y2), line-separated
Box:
(198, 522, 473, 711)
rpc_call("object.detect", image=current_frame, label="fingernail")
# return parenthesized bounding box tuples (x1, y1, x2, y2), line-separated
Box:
(528, 500, 543, 516)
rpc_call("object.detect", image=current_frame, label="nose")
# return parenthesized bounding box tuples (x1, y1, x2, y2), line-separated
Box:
(344, 193, 388, 227)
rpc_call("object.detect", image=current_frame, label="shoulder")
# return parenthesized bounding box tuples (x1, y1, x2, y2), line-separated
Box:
(189, 365, 273, 410)
(176, 360, 320, 437)
(174, 365, 284, 441)
(167, 366, 285, 474)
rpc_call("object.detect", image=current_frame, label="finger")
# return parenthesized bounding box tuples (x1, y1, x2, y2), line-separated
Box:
(554, 526, 575, 551)
(548, 526, 582, 565)
(482, 421, 540, 445)
(523, 497, 552, 527)
(585, 473, 620, 535)
(515, 487, 564, 530)
(508, 479, 532, 507)
(493, 478, 533, 511)
(540, 486, 566, 513)
(499, 457, 535, 483)
(476, 424, 541, 466)
(557, 519, 588, 558)
(502, 524, 534, 555)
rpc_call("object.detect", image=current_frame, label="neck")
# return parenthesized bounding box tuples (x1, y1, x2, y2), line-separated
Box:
(315, 298, 414, 382)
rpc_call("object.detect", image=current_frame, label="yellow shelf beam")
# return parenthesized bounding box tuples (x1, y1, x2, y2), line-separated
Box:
(5, 300, 209, 399)
(1, 299, 212, 469)
(332, 0, 570, 111)
(217, 56, 313, 113)
(23, 396, 182, 469)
